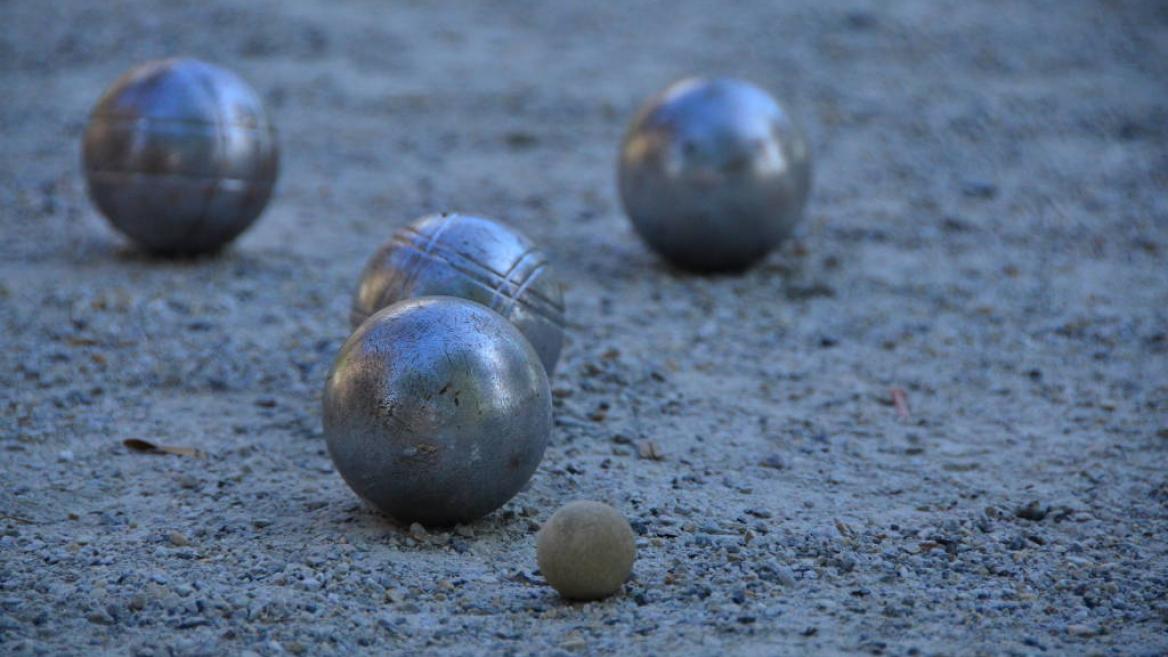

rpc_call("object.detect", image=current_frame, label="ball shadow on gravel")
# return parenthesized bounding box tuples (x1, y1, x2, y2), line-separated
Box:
(340, 501, 538, 553)
(103, 241, 283, 280)
(576, 228, 815, 285)
(111, 242, 231, 265)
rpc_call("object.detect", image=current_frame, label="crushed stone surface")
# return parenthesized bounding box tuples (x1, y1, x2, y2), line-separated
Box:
(1, 1, 1166, 655)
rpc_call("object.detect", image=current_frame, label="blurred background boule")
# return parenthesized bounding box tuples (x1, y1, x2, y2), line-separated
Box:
(618, 77, 811, 272)
(82, 57, 279, 255)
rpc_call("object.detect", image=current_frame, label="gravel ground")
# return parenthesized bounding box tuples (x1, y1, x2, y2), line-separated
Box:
(2, 1, 1167, 656)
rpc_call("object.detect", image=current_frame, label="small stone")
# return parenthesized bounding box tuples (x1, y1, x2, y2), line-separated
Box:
(57, 450, 75, 463)
(385, 588, 405, 604)
(504, 131, 539, 149)
(760, 454, 786, 470)
(167, 531, 189, 547)
(844, 10, 877, 29)
(87, 610, 114, 625)
(559, 637, 587, 651)
(409, 522, 427, 541)
(537, 501, 636, 601)
(636, 440, 664, 461)
(1015, 500, 1049, 522)
(759, 562, 797, 587)
(961, 180, 997, 199)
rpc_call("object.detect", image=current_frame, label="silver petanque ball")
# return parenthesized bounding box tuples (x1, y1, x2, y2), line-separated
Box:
(618, 77, 812, 272)
(323, 297, 552, 526)
(82, 58, 279, 255)
(351, 213, 565, 375)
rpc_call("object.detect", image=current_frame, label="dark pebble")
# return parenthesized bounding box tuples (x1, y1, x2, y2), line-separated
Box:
(760, 454, 786, 470)
(1015, 500, 1049, 522)
(961, 180, 998, 199)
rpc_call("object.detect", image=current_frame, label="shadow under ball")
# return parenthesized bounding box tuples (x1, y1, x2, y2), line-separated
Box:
(618, 77, 812, 272)
(82, 58, 279, 255)
(352, 213, 565, 375)
(323, 297, 552, 526)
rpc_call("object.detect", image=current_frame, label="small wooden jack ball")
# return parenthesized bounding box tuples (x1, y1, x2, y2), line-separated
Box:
(536, 500, 636, 601)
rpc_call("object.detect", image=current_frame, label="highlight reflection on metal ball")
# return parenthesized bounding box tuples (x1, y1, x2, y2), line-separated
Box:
(618, 77, 812, 272)
(323, 297, 552, 526)
(352, 213, 565, 375)
(82, 58, 279, 255)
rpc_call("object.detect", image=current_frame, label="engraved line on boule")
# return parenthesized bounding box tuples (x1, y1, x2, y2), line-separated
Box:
(387, 240, 565, 327)
(179, 66, 226, 246)
(421, 213, 456, 255)
(493, 245, 541, 315)
(384, 240, 566, 328)
(387, 231, 565, 319)
(394, 226, 565, 313)
(88, 115, 272, 134)
(508, 262, 551, 321)
(398, 217, 451, 302)
(392, 227, 566, 314)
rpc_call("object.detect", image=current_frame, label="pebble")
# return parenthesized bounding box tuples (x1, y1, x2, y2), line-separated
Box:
(1015, 501, 1050, 522)
(961, 180, 998, 199)
(759, 454, 786, 470)
(1066, 624, 1100, 637)
(408, 523, 428, 541)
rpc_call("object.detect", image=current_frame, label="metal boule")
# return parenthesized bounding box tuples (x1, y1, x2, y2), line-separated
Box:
(352, 212, 565, 375)
(323, 297, 552, 526)
(82, 58, 279, 255)
(618, 77, 812, 272)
